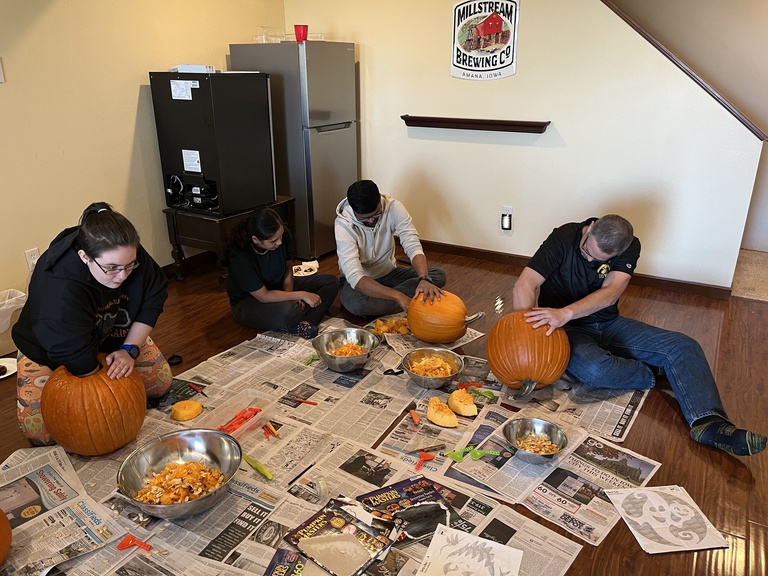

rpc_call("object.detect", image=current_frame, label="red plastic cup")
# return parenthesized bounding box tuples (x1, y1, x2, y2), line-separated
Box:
(294, 24, 308, 42)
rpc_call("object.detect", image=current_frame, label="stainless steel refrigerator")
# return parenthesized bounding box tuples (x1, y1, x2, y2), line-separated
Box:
(230, 41, 358, 259)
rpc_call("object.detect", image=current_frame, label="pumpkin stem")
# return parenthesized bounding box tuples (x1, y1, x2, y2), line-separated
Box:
(512, 379, 538, 401)
(465, 311, 484, 325)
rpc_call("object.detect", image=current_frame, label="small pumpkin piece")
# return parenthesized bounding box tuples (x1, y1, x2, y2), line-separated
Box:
(407, 291, 468, 344)
(0, 509, 11, 565)
(447, 389, 478, 417)
(426, 397, 458, 428)
(171, 400, 204, 422)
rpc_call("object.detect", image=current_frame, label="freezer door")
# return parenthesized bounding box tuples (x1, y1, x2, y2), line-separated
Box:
(304, 122, 358, 258)
(302, 42, 357, 128)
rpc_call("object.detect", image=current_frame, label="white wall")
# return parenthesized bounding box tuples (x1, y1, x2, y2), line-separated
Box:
(285, 0, 762, 288)
(611, 0, 768, 252)
(0, 0, 285, 292)
(1, 0, 761, 295)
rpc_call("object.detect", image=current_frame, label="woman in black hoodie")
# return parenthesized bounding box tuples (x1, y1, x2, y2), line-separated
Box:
(12, 202, 172, 445)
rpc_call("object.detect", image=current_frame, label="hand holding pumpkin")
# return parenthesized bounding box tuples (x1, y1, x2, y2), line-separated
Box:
(415, 280, 444, 303)
(524, 307, 573, 335)
(106, 349, 135, 379)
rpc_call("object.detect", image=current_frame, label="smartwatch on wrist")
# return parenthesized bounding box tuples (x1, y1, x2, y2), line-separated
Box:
(418, 275, 434, 284)
(120, 344, 141, 359)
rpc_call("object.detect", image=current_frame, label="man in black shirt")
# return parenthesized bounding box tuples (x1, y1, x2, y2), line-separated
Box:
(513, 214, 765, 456)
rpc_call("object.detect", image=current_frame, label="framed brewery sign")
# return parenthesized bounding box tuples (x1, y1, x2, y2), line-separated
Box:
(452, 1, 520, 80)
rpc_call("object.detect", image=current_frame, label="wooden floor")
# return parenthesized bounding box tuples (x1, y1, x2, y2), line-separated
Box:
(1, 249, 766, 576)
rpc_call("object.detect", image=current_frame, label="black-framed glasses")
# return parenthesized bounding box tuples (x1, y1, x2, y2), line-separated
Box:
(580, 235, 610, 265)
(353, 202, 383, 225)
(91, 258, 140, 275)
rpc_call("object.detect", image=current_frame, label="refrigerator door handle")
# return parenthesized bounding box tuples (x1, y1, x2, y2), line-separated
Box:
(314, 122, 353, 133)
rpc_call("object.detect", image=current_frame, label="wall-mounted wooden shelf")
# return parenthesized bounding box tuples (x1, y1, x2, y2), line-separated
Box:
(400, 115, 550, 133)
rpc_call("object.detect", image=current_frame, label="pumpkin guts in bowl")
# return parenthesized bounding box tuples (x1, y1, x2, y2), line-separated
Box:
(134, 461, 224, 505)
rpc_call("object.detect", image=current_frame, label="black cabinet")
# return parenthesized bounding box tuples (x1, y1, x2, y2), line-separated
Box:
(149, 72, 277, 216)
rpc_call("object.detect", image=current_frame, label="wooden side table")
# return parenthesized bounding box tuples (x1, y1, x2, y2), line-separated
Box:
(163, 195, 295, 280)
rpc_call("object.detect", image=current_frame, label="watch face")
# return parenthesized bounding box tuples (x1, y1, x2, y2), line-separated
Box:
(123, 345, 140, 359)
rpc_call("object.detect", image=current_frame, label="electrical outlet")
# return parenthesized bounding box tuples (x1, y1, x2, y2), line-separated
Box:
(24, 248, 40, 271)
(501, 206, 513, 231)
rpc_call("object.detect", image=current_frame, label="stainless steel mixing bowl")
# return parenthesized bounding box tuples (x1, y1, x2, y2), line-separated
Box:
(312, 328, 381, 373)
(401, 347, 464, 389)
(116, 429, 242, 520)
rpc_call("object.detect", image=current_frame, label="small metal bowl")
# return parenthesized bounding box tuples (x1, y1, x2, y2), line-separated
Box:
(402, 347, 464, 389)
(503, 417, 568, 464)
(116, 429, 242, 520)
(312, 328, 381, 373)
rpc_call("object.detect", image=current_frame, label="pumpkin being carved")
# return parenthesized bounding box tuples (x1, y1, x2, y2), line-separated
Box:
(408, 290, 468, 344)
(486, 311, 570, 399)
(0, 509, 10, 565)
(40, 358, 147, 456)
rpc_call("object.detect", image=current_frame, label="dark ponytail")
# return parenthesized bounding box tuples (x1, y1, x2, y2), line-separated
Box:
(224, 208, 283, 263)
(78, 202, 140, 259)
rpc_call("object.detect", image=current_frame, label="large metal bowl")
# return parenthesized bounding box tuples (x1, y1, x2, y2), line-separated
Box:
(503, 417, 568, 464)
(312, 328, 381, 373)
(116, 429, 242, 520)
(402, 347, 464, 389)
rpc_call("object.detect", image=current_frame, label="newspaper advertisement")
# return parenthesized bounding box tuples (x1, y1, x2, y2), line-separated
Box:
(502, 376, 649, 443)
(0, 447, 126, 576)
(522, 433, 661, 545)
(451, 409, 590, 503)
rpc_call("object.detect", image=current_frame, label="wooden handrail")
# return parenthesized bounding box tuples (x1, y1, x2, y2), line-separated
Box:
(602, 0, 767, 141)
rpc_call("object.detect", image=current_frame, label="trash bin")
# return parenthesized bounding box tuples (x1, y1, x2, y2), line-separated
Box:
(0, 289, 26, 356)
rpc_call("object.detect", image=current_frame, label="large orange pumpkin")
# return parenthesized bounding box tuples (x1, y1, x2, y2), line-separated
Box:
(0, 509, 10, 564)
(40, 358, 147, 456)
(408, 290, 468, 343)
(486, 311, 570, 399)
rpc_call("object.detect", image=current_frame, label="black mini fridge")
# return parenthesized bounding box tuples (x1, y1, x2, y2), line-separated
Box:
(148, 72, 277, 216)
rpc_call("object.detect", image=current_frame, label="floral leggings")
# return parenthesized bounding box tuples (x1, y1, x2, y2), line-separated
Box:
(16, 336, 173, 446)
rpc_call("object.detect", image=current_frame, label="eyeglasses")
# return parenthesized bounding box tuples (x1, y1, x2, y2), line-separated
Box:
(353, 202, 383, 225)
(580, 235, 610, 265)
(91, 258, 140, 275)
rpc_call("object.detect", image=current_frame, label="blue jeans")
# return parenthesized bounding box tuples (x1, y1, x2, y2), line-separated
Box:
(563, 316, 728, 426)
(340, 266, 447, 317)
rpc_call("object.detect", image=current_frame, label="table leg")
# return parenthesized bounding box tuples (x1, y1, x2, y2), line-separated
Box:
(171, 243, 185, 281)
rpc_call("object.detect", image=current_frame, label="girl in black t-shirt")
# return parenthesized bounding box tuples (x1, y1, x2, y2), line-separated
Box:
(224, 208, 339, 339)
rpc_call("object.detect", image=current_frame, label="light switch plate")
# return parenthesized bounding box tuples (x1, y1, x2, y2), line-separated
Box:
(0, 59, 5, 83)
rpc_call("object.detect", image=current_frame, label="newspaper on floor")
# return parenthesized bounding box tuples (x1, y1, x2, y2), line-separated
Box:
(452, 406, 662, 545)
(0, 447, 126, 576)
(391, 472, 583, 576)
(502, 376, 649, 443)
(519, 426, 661, 546)
(605, 485, 728, 554)
(363, 312, 484, 355)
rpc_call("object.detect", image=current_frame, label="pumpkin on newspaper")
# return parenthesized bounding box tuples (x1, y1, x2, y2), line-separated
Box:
(41, 356, 146, 456)
(407, 290, 468, 344)
(486, 311, 570, 399)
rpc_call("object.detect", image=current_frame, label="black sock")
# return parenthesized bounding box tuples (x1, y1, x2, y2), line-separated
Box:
(690, 416, 767, 456)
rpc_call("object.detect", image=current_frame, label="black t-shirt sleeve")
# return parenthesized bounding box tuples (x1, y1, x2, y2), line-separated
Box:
(527, 226, 569, 280)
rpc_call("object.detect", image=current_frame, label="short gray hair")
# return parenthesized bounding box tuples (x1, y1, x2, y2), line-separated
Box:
(591, 214, 634, 256)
